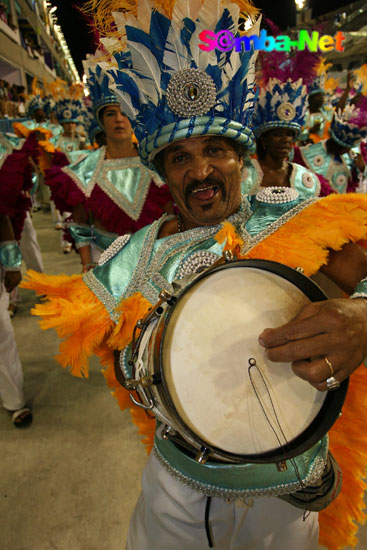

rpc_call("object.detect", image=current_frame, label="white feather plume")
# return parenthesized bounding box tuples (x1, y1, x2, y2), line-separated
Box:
(196, 0, 222, 32)
(163, 22, 191, 74)
(190, 0, 222, 69)
(112, 11, 127, 35)
(172, 0, 202, 29)
(137, 0, 154, 34)
(100, 37, 122, 56)
(128, 41, 162, 102)
(108, 75, 139, 120)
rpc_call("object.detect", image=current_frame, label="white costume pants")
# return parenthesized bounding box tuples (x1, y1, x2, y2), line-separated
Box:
(19, 211, 43, 273)
(0, 286, 25, 411)
(127, 453, 319, 550)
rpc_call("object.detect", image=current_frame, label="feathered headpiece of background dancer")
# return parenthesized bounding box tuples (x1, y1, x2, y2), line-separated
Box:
(88, 0, 261, 168)
(308, 57, 332, 97)
(50, 81, 86, 124)
(84, 102, 103, 143)
(25, 76, 45, 116)
(252, 19, 319, 138)
(82, 52, 119, 121)
(331, 99, 367, 148)
(353, 64, 367, 96)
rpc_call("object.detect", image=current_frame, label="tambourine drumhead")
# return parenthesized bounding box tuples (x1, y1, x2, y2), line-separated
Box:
(160, 261, 348, 462)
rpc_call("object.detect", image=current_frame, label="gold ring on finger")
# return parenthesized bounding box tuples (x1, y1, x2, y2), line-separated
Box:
(324, 356, 334, 377)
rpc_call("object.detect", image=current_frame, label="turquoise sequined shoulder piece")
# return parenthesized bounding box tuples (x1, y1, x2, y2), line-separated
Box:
(62, 147, 103, 196)
(82, 221, 158, 318)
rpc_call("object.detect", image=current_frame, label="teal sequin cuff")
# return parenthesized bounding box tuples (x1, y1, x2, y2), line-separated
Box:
(0, 241, 22, 270)
(67, 223, 93, 249)
(68, 223, 117, 251)
(350, 277, 367, 299)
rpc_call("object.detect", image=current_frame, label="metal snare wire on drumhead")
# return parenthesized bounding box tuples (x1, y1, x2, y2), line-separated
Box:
(248, 358, 307, 490)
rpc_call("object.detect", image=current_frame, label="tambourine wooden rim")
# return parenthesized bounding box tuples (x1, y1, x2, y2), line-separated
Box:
(157, 259, 349, 464)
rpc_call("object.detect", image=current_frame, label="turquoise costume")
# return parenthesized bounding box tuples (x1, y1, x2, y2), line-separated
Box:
(83, 193, 327, 497)
(0, 132, 24, 168)
(299, 108, 333, 143)
(46, 145, 170, 253)
(297, 141, 358, 194)
(50, 134, 83, 154)
(16, 119, 62, 137)
(241, 158, 320, 199)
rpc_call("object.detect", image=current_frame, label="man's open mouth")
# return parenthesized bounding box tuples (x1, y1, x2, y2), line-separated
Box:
(191, 184, 219, 201)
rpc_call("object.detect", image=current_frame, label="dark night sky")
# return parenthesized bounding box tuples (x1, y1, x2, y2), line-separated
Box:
(52, 0, 356, 77)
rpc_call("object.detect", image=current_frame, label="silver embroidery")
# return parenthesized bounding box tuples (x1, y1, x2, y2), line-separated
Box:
(99, 157, 152, 220)
(153, 444, 326, 500)
(178, 251, 219, 278)
(83, 270, 118, 318)
(98, 234, 131, 265)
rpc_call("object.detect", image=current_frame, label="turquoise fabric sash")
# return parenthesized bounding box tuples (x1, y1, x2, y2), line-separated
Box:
(0, 242, 22, 268)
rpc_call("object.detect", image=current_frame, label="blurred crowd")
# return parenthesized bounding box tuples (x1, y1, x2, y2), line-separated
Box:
(0, 79, 26, 118)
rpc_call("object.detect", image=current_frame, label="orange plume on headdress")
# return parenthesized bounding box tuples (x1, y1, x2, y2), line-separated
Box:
(354, 64, 367, 96)
(82, 0, 260, 38)
(31, 76, 44, 98)
(324, 76, 339, 94)
(315, 57, 332, 77)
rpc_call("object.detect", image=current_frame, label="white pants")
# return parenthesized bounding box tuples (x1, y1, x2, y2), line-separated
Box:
(50, 201, 62, 225)
(127, 453, 319, 550)
(0, 286, 25, 410)
(19, 211, 43, 273)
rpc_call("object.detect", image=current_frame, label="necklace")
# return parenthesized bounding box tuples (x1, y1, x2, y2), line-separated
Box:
(177, 214, 185, 233)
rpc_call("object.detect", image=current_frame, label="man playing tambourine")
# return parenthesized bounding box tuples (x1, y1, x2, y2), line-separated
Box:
(22, 1, 367, 549)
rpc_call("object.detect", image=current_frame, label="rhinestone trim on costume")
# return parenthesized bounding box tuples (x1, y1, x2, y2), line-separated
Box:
(153, 444, 327, 500)
(99, 159, 153, 221)
(256, 187, 299, 204)
(178, 251, 219, 278)
(83, 270, 118, 317)
(98, 234, 131, 266)
(166, 69, 217, 117)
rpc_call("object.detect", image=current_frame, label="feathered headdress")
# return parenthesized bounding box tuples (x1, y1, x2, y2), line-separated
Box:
(308, 57, 332, 97)
(85, 103, 103, 142)
(331, 100, 367, 148)
(252, 28, 319, 138)
(25, 77, 45, 116)
(353, 64, 367, 96)
(90, 0, 261, 167)
(83, 52, 119, 120)
(54, 98, 85, 124)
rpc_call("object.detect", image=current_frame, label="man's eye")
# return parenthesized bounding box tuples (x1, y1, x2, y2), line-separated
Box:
(172, 154, 187, 163)
(208, 147, 223, 154)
